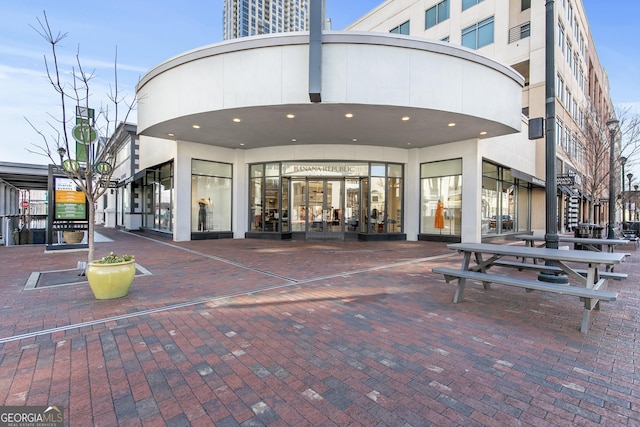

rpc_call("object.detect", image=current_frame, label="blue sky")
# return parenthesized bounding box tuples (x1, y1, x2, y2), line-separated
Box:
(1, 0, 637, 170)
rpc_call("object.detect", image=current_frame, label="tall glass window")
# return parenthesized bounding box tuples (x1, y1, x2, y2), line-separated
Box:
(387, 164, 403, 233)
(191, 160, 232, 233)
(369, 164, 386, 233)
(142, 161, 174, 233)
(481, 161, 529, 235)
(249, 161, 403, 236)
(250, 164, 264, 232)
(421, 159, 462, 235)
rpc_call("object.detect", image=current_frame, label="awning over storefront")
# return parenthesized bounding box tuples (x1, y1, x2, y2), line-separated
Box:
(558, 185, 579, 197)
(580, 191, 593, 202)
(511, 169, 545, 187)
(125, 169, 148, 185)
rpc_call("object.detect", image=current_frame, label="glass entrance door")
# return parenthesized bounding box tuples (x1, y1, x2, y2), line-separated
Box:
(307, 179, 343, 239)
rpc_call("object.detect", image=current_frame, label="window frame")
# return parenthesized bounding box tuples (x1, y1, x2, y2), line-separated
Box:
(425, 0, 450, 30)
(461, 16, 494, 50)
(462, 0, 484, 12)
(390, 20, 410, 35)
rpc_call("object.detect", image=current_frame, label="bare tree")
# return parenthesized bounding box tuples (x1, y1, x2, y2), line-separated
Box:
(616, 105, 640, 172)
(579, 102, 640, 224)
(25, 11, 135, 264)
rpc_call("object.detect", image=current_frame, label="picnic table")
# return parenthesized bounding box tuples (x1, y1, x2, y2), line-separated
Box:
(432, 243, 627, 333)
(514, 234, 628, 253)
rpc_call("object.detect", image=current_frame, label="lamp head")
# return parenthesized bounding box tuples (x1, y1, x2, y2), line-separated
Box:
(606, 118, 619, 132)
(57, 147, 66, 157)
(628, 173, 634, 181)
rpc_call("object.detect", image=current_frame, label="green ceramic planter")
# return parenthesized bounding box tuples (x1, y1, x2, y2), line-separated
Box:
(86, 259, 136, 299)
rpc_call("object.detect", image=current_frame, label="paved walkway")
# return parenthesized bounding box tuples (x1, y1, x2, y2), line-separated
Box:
(0, 227, 638, 426)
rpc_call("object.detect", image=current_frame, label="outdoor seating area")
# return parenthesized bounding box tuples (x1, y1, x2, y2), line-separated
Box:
(1, 227, 639, 425)
(433, 242, 628, 333)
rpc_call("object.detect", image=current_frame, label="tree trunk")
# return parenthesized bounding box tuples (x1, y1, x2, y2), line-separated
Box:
(88, 199, 95, 264)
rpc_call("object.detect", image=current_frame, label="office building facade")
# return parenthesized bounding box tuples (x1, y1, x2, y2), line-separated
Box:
(348, 0, 616, 232)
(223, 0, 309, 40)
(131, 0, 614, 243)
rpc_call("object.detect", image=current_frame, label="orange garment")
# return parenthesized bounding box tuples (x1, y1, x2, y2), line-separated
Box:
(434, 200, 445, 229)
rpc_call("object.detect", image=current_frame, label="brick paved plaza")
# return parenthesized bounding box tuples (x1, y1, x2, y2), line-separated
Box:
(0, 227, 638, 426)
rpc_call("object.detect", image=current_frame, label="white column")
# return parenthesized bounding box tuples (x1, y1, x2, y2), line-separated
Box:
(0, 182, 6, 216)
(405, 148, 420, 241)
(233, 149, 248, 239)
(461, 144, 483, 243)
(174, 145, 192, 241)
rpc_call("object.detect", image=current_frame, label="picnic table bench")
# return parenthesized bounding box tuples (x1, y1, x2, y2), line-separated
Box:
(432, 243, 626, 333)
(514, 234, 628, 253)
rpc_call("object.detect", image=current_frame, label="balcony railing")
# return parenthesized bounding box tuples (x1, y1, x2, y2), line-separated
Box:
(508, 21, 531, 44)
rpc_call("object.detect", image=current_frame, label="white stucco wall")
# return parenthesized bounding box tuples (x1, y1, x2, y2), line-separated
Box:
(137, 32, 523, 138)
(137, 32, 526, 243)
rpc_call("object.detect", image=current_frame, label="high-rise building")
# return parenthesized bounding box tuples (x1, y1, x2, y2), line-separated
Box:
(223, 0, 310, 40)
(347, 0, 615, 233)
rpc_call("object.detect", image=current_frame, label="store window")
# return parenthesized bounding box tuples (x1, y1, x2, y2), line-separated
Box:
(250, 164, 265, 232)
(249, 161, 403, 236)
(481, 161, 530, 235)
(191, 160, 232, 233)
(142, 161, 174, 233)
(421, 159, 462, 235)
(387, 164, 403, 233)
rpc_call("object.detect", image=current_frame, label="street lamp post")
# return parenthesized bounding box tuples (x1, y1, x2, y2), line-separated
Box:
(618, 156, 631, 227)
(620, 156, 627, 223)
(544, 0, 558, 250)
(538, 0, 569, 283)
(607, 119, 619, 239)
(627, 173, 634, 225)
(635, 184, 639, 221)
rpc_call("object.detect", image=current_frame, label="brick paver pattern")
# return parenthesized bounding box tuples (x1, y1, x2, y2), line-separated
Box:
(0, 227, 638, 426)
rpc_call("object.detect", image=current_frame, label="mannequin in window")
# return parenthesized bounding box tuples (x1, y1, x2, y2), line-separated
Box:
(198, 198, 210, 231)
(434, 199, 445, 233)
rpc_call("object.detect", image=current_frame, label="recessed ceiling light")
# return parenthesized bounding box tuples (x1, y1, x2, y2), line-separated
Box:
(291, 138, 297, 142)
(345, 113, 354, 118)
(286, 114, 295, 119)
(352, 138, 358, 142)
(480, 131, 487, 135)
(401, 116, 410, 121)
(448, 123, 456, 127)
(167, 133, 174, 137)
(240, 143, 245, 146)
(233, 118, 241, 123)
(192, 124, 201, 129)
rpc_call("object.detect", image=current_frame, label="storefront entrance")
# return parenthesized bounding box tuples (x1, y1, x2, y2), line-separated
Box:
(250, 162, 403, 241)
(306, 179, 343, 239)
(291, 178, 362, 240)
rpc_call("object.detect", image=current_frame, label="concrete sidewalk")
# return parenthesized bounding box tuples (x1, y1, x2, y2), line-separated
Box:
(0, 226, 638, 426)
